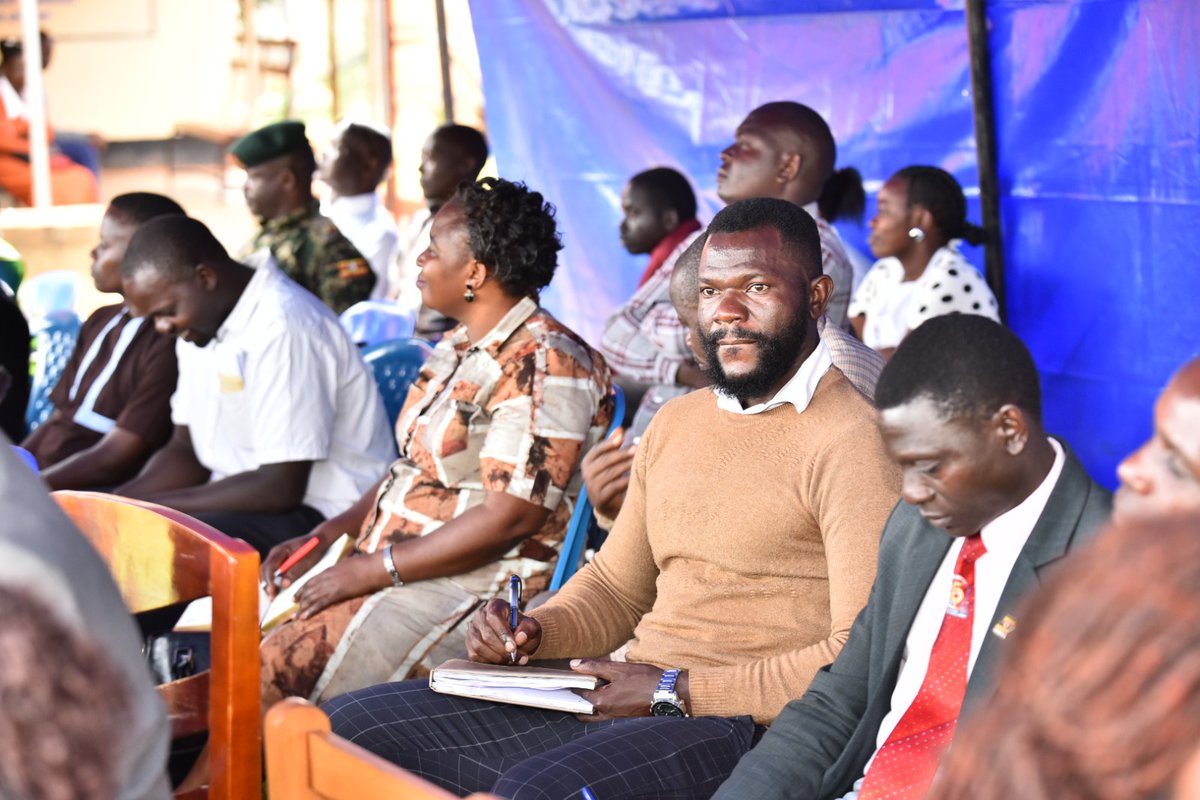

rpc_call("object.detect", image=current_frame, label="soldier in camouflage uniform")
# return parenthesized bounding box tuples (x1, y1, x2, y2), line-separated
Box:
(231, 121, 374, 314)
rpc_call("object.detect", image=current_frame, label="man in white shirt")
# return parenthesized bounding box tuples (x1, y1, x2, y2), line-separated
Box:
(116, 215, 395, 555)
(714, 313, 1111, 800)
(318, 120, 398, 299)
(387, 124, 488, 338)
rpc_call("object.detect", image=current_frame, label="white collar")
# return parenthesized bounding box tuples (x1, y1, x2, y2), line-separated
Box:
(324, 193, 381, 217)
(714, 336, 833, 415)
(214, 259, 274, 344)
(801, 201, 821, 220)
(979, 437, 1066, 554)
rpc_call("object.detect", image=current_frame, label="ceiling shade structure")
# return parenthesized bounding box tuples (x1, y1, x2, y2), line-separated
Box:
(468, 0, 1198, 488)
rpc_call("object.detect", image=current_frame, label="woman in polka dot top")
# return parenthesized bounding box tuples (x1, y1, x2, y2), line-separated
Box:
(849, 166, 1000, 358)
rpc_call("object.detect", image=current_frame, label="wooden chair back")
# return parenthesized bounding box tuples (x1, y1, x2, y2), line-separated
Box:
(265, 698, 500, 800)
(53, 491, 262, 800)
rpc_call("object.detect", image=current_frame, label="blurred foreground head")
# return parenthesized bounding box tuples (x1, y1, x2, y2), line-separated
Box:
(929, 511, 1200, 800)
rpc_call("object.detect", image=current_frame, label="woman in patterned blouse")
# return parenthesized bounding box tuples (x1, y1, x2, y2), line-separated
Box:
(259, 177, 614, 706)
(849, 166, 999, 359)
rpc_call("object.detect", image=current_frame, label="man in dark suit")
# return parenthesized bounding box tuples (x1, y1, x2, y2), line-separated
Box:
(714, 314, 1111, 800)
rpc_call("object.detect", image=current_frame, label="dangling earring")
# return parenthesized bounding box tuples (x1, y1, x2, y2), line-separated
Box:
(907, 227, 926, 243)
(464, 282, 475, 303)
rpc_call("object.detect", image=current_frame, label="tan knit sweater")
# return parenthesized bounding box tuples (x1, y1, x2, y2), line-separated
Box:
(530, 367, 901, 724)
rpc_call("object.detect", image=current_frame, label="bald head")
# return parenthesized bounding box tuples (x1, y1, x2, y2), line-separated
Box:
(750, 102, 836, 180)
(717, 101, 836, 206)
(1116, 357, 1200, 522)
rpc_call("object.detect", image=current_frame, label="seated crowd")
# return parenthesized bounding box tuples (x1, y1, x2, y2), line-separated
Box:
(0, 100, 1196, 800)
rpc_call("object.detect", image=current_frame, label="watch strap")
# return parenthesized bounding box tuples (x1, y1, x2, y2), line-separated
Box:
(651, 668, 687, 717)
(656, 668, 681, 695)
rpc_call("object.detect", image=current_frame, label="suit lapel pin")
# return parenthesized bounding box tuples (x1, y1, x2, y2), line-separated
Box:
(991, 614, 1017, 639)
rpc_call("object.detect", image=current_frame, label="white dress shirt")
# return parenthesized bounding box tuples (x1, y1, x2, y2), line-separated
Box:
(321, 193, 399, 300)
(171, 259, 396, 518)
(838, 437, 1066, 800)
(714, 337, 833, 415)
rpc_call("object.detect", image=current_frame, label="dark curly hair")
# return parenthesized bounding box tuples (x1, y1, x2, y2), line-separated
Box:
(456, 177, 562, 300)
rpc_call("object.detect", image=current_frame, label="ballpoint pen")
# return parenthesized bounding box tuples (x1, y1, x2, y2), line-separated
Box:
(508, 574, 523, 664)
(272, 535, 321, 589)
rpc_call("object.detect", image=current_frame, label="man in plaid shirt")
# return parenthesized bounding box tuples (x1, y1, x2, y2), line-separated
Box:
(599, 167, 705, 435)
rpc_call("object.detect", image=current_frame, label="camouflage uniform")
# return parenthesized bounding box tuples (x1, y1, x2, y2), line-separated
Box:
(241, 199, 375, 315)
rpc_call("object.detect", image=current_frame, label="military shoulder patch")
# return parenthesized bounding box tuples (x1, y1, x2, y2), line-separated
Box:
(335, 259, 371, 279)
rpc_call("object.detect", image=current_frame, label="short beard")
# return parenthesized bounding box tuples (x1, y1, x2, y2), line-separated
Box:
(701, 313, 811, 406)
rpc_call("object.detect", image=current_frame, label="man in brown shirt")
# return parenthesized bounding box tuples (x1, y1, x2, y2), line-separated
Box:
(23, 193, 183, 489)
(323, 198, 901, 799)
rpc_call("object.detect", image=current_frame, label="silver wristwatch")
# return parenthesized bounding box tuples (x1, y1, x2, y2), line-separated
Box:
(650, 668, 687, 717)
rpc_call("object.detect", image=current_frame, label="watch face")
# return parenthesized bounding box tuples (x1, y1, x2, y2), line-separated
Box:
(651, 700, 685, 718)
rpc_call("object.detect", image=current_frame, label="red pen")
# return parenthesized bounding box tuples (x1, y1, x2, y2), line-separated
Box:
(273, 536, 321, 588)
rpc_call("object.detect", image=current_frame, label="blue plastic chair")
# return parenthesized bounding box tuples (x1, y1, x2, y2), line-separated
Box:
(18, 270, 80, 319)
(361, 337, 434, 428)
(11, 446, 38, 474)
(550, 384, 625, 590)
(340, 300, 416, 347)
(25, 310, 81, 433)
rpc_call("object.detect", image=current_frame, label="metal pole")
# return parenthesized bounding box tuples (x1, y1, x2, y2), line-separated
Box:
(243, 0, 259, 123)
(328, 0, 339, 120)
(434, 0, 454, 122)
(19, 0, 50, 208)
(369, 0, 391, 127)
(380, 0, 398, 214)
(965, 0, 1005, 321)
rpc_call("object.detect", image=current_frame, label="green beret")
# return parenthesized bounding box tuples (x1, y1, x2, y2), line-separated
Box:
(229, 120, 310, 167)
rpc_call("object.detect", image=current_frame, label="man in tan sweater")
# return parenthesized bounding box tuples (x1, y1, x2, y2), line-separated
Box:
(324, 198, 901, 799)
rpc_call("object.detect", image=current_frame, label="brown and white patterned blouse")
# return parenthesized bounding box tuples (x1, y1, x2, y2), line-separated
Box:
(356, 296, 614, 590)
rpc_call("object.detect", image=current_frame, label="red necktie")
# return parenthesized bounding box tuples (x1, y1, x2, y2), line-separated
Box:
(859, 533, 988, 800)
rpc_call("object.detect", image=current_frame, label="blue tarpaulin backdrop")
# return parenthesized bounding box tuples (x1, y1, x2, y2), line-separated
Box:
(467, 0, 1200, 488)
